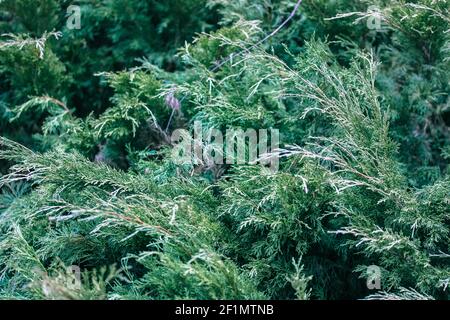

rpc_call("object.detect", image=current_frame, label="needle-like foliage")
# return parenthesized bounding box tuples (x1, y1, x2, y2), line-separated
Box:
(0, 0, 449, 300)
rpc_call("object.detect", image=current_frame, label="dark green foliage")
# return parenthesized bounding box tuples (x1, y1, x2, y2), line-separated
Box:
(0, 0, 449, 300)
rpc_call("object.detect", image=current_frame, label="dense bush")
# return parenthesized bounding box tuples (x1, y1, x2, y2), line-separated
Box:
(0, 0, 449, 300)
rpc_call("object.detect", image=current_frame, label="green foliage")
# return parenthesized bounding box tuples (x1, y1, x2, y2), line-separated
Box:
(0, 0, 449, 300)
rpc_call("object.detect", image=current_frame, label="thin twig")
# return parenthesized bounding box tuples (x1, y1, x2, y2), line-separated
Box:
(42, 95, 71, 114)
(165, 108, 176, 132)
